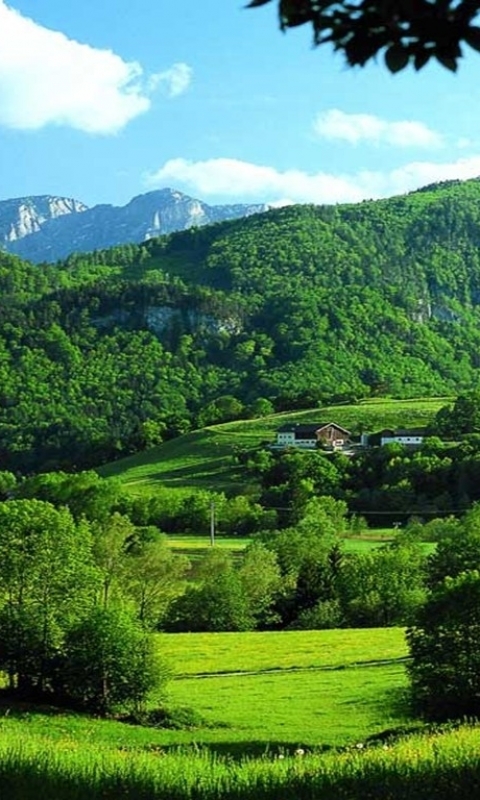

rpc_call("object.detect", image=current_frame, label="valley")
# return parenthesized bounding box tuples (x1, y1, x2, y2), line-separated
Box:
(2, 179, 480, 797)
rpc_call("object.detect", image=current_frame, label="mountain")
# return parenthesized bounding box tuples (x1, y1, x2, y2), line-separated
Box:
(0, 189, 269, 263)
(3, 176, 480, 473)
(0, 196, 87, 245)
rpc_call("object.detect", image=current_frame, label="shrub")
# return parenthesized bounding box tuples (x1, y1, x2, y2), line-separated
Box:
(288, 599, 344, 630)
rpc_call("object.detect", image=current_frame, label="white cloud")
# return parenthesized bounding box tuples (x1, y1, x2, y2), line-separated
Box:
(0, 2, 191, 134)
(387, 156, 480, 194)
(313, 109, 443, 148)
(145, 157, 368, 204)
(145, 155, 480, 205)
(149, 63, 192, 97)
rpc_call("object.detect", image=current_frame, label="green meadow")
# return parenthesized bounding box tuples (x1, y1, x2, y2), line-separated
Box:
(158, 628, 410, 750)
(168, 536, 249, 551)
(2, 722, 480, 800)
(98, 397, 449, 495)
(2, 627, 480, 800)
(166, 533, 407, 557)
(1, 628, 410, 752)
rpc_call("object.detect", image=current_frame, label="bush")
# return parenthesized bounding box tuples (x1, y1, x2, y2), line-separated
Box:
(288, 599, 344, 630)
(127, 705, 218, 730)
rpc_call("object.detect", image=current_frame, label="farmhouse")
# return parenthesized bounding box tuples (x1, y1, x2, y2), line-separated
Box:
(275, 422, 351, 450)
(361, 427, 427, 447)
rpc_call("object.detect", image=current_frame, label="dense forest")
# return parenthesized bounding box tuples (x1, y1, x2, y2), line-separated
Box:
(3, 178, 480, 472)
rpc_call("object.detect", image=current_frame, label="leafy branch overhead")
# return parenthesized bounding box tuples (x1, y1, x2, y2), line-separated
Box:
(247, 0, 480, 72)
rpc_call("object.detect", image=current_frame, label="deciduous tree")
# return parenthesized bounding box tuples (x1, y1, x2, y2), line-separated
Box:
(408, 570, 480, 719)
(0, 500, 99, 693)
(59, 606, 167, 715)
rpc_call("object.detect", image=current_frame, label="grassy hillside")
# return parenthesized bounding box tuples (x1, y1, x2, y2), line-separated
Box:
(99, 397, 449, 494)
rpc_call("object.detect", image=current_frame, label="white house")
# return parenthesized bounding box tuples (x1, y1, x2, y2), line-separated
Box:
(379, 428, 426, 446)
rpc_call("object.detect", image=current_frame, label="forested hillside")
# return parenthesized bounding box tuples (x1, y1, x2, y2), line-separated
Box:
(3, 178, 480, 472)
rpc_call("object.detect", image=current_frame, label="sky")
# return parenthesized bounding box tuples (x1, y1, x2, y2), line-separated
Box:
(2, 0, 480, 209)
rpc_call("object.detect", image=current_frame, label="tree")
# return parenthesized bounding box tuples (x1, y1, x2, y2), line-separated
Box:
(0, 500, 99, 694)
(124, 531, 190, 627)
(164, 551, 254, 632)
(293, 543, 343, 614)
(197, 395, 245, 428)
(248, 0, 480, 73)
(92, 513, 135, 608)
(0, 471, 16, 500)
(426, 503, 480, 588)
(407, 570, 480, 720)
(261, 496, 346, 578)
(435, 391, 480, 438)
(59, 606, 167, 715)
(248, 397, 275, 418)
(18, 471, 122, 523)
(238, 541, 282, 626)
(338, 538, 426, 626)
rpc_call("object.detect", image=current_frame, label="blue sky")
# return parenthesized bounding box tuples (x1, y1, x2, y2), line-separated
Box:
(1, 0, 480, 208)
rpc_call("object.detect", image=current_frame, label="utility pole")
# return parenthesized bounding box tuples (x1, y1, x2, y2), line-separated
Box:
(210, 501, 215, 546)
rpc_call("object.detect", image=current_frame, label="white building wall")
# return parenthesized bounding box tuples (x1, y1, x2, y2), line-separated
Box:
(381, 435, 423, 446)
(277, 432, 295, 445)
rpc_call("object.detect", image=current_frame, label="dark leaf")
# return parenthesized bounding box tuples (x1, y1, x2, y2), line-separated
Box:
(246, 0, 272, 7)
(465, 26, 480, 53)
(435, 52, 459, 71)
(414, 49, 431, 71)
(279, 0, 314, 27)
(385, 45, 410, 73)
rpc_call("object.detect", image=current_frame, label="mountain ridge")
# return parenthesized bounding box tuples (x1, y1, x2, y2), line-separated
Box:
(0, 188, 269, 263)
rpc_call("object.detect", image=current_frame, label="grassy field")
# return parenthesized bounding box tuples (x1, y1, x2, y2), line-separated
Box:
(157, 628, 410, 750)
(0, 629, 410, 752)
(166, 532, 435, 557)
(2, 626, 480, 800)
(98, 397, 449, 495)
(2, 722, 480, 799)
(168, 536, 249, 551)
(6, 722, 480, 800)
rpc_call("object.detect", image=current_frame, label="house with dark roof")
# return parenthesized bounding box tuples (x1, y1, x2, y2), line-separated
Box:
(275, 422, 351, 450)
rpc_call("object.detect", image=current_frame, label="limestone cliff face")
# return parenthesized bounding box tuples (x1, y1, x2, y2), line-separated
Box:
(1, 189, 268, 263)
(0, 196, 87, 246)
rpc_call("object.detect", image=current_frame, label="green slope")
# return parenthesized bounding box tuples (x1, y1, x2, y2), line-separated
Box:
(98, 397, 449, 494)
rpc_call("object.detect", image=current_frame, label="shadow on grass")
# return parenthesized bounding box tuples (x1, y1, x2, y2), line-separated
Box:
(153, 739, 335, 759)
(0, 691, 90, 719)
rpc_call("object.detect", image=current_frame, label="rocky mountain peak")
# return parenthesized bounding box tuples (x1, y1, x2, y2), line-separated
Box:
(0, 189, 269, 263)
(0, 195, 88, 245)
